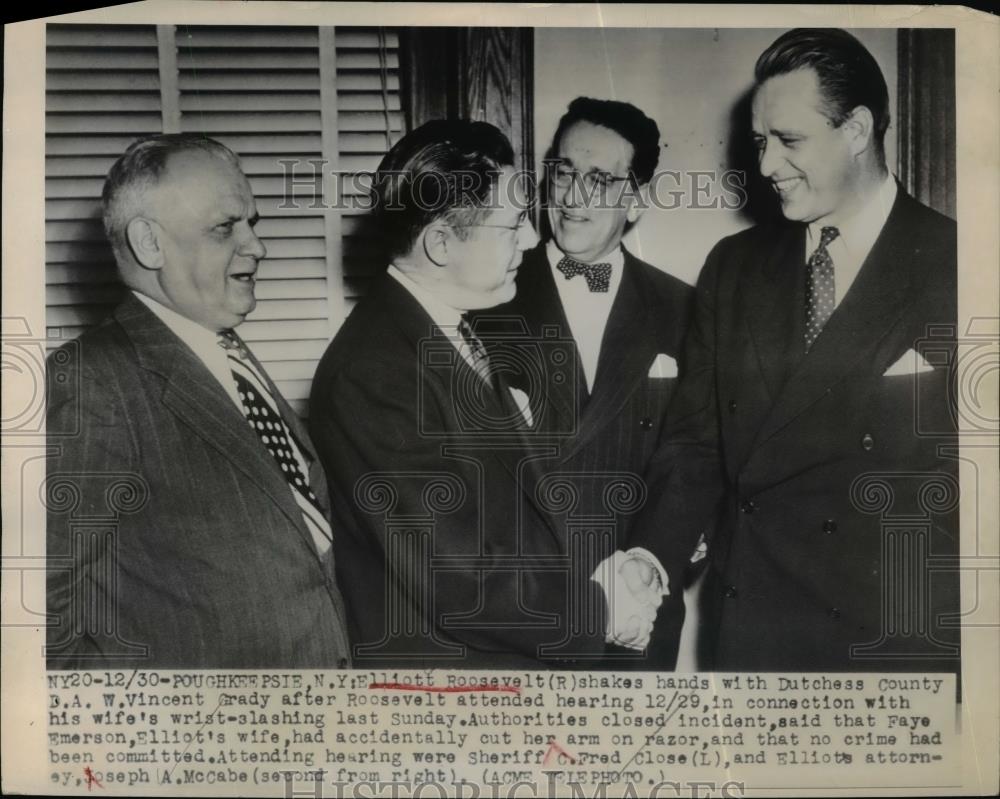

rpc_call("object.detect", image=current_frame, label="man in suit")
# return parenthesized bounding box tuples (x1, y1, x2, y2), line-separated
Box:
(635, 28, 959, 673)
(310, 120, 662, 669)
(46, 134, 352, 669)
(479, 98, 696, 668)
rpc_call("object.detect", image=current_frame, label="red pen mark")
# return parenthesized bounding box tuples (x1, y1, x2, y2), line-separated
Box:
(83, 767, 103, 790)
(542, 737, 577, 765)
(369, 682, 521, 695)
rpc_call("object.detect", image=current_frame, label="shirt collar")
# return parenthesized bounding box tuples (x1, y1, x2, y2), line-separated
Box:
(131, 290, 229, 355)
(546, 239, 625, 271)
(387, 264, 464, 331)
(807, 173, 897, 257)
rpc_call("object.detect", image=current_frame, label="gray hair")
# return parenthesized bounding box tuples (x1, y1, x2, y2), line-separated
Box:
(102, 133, 241, 265)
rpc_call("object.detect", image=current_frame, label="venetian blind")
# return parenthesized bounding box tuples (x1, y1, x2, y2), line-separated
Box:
(44, 24, 402, 415)
(45, 24, 163, 342)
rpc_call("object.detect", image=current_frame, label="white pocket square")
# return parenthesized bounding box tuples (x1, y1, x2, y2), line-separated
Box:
(508, 387, 534, 427)
(883, 349, 936, 376)
(647, 353, 678, 379)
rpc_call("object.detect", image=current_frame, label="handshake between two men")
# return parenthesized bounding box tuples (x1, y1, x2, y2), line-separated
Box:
(593, 550, 667, 651)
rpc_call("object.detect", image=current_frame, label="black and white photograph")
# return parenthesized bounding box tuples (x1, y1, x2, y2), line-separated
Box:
(2, 3, 997, 797)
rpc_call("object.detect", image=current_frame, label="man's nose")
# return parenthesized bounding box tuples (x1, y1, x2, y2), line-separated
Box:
(241, 226, 267, 260)
(557, 175, 585, 208)
(758, 141, 781, 179)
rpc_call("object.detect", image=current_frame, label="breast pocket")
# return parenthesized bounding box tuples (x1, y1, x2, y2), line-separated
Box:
(870, 369, 952, 462)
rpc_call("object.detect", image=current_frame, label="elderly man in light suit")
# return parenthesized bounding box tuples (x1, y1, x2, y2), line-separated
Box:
(46, 134, 352, 669)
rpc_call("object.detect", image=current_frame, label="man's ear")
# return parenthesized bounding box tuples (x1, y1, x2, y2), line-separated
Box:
(125, 217, 166, 270)
(842, 105, 875, 158)
(625, 183, 650, 225)
(421, 222, 451, 267)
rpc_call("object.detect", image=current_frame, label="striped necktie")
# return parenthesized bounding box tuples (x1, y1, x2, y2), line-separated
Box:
(218, 330, 332, 557)
(458, 315, 494, 388)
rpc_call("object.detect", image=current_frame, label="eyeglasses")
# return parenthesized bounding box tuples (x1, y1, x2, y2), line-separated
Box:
(446, 212, 532, 234)
(549, 163, 634, 191)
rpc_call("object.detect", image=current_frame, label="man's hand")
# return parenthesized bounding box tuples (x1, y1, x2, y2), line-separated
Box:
(592, 551, 664, 650)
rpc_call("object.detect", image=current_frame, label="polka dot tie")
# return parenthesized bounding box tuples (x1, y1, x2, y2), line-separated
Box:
(556, 256, 613, 293)
(804, 225, 839, 352)
(218, 330, 332, 556)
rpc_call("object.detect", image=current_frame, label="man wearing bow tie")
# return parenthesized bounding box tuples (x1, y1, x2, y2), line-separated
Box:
(480, 98, 696, 668)
(633, 28, 959, 672)
(310, 119, 663, 668)
(46, 134, 352, 669)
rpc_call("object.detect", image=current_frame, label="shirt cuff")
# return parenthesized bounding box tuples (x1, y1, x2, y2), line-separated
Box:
(623, 547, 670, 596)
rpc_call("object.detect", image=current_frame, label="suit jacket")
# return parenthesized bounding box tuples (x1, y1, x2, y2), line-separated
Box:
(309, 273, 609, 669)
(46, 293, 352, 669)
(634, 186, 960, 673)
(477, 243, 696, 668)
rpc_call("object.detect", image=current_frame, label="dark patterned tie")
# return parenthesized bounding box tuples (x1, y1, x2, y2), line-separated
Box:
(804, 225, 839, 352)
(218, 330, 332, 556)
(458, 315, 494, 388)
(556, 255, 613, 292)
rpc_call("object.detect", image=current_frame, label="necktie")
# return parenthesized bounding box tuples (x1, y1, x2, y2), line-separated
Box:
(804, 225, 839, 352)
(458, 315, 494, 388)
(218, 330, 332, 557)
(556, 255, 613, 292)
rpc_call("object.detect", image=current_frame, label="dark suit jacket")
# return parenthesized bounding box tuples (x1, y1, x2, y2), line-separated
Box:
(477, 243, 695, 668)
(309, 273, 609, 669)
(46, 293, 352, 669)
(634, 186, 960, 673)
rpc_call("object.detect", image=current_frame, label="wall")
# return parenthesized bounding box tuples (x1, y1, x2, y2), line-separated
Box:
(535, 27, 898, 286)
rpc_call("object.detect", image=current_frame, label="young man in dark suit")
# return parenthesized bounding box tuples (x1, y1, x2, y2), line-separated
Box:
(635, 28, 959, 673)
(46, 134, 352, 669)
(310, 120, 663, 669)
(480, 98, 696, 668)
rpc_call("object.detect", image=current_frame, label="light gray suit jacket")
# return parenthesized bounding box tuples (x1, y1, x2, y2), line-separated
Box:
(46, 293, 352, 669)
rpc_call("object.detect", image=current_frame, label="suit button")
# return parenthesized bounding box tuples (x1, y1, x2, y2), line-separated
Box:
(740, 499, 757, 514)
(861, 433, 875, 451)
(827, 607, 841, 620)
(639, 417, 653, 430)
(337, 657, 349, 669)
(724, 585, 738, 599)
(728, 399, 737, 414)
(822, 519, 837, 534)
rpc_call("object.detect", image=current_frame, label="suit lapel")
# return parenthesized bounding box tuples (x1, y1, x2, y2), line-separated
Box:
(751, 192, 917, 450)
(115, 296, 322, 559)
(743, 224, 806, 404)
(378, 276, 564, 546)
(562, 249, 657, 460)
(507, 246, 584, 437)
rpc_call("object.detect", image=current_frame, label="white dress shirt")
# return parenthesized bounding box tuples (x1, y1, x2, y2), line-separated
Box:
(806, 173, 897, 307)
(387, 265, 477, 369)
(546, 240, 625, 393)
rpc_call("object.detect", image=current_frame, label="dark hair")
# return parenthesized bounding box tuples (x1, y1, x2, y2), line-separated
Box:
(102, 133, 241, 263)
(370, 119, 515, 260)
(755, 28, 889, 162)
(547, 97, 661, 185)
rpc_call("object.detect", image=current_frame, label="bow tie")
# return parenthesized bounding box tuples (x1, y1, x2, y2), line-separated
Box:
(556, 256, 613, 292)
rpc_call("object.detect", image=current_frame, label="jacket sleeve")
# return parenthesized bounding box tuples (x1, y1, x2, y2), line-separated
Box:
(630, 239, 729, 593)
(46, 352, 140, 669)
(309, 355, 608, 665)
